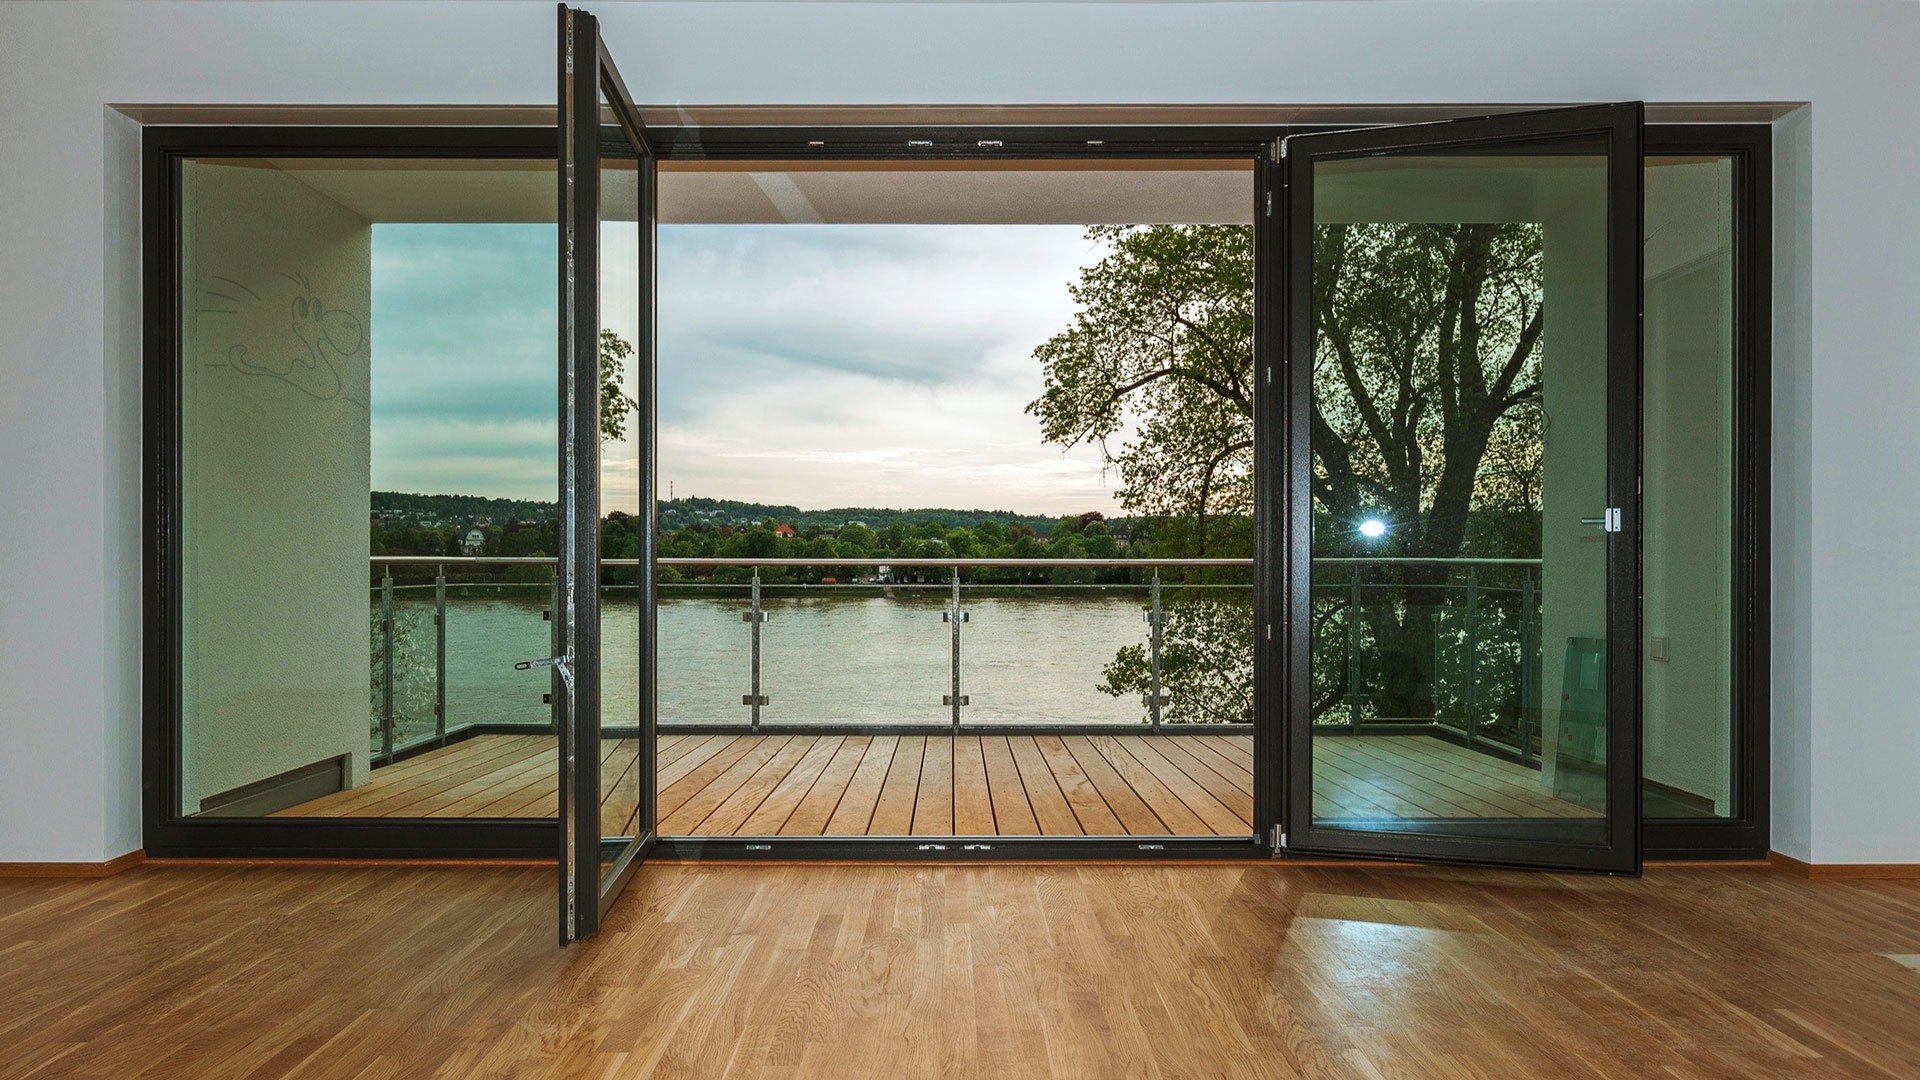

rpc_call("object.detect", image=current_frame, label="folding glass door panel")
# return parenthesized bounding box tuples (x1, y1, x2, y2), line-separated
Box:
(1281, 104, 1643, 873)
(556, 4, 658, 943)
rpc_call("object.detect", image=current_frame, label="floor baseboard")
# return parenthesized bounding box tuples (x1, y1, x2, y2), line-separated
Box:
(1768, 851, 1920, 879)
(0, 850, 145, 878)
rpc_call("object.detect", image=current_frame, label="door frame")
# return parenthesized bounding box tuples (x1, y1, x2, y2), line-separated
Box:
(138, 119, 1769, 864)
(557, 3, 660, 940)
(1278, 103, 1647, 873)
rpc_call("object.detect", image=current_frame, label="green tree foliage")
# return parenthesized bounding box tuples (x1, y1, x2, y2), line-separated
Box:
(599, 329, 640, 443)
(1029, 222, 1545, 724)
(1029, 225, 1256, 722)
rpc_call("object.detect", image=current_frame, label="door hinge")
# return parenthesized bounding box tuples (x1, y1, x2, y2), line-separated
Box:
(1269, 826, 1286, 851)
(1265, 190, 1273, 216)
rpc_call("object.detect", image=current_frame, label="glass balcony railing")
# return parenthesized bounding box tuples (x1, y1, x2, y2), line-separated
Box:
(365, 556, 1255, 764)
(367, 555, 1539, 768)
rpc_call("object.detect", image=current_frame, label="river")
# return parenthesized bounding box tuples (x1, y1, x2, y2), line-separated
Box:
(378, 589, 1160, 741)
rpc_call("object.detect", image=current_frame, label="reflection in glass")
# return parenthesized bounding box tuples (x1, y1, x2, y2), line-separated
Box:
(1308, 139, 1611, 846)
(597, 86, 648, 872)
(1643, 155, 1736, 819)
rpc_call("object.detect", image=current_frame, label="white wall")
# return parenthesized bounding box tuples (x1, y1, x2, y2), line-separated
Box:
(0, 0, 1910, 864)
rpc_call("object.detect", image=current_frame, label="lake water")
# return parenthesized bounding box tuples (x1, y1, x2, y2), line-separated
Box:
(379, 590, 1160, 742)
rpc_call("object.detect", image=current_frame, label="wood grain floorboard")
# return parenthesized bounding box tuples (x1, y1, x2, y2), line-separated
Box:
(3, 863, 1916, 1079)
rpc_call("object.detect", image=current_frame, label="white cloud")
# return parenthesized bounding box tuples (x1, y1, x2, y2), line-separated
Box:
(373, 222, 1123, 516)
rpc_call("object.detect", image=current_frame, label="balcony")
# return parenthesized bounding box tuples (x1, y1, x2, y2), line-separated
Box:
(277, 555, 1582, 835)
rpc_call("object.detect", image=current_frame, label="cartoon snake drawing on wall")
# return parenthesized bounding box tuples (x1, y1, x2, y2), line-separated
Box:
(200, 271, 368, 410)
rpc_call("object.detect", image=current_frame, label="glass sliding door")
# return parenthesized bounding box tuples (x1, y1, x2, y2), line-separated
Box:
(1281, 104, 1643, 873)
(555, 4, 658, 942)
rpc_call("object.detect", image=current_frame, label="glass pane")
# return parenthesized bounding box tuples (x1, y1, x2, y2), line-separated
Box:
(176, 155, 557, 819)
(1644, 154, 1736, 819)
(1307, 137, 1612, 846)
(597, 83, 647, 873)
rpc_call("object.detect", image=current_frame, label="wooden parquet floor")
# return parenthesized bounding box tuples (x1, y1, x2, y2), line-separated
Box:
(2, 862, 1917, 1078)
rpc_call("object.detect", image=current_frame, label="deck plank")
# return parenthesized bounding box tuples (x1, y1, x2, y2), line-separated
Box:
(913, 736, 957, 835)
(866, 735, 925, 835)
(780, 736, 872, 836)
(697, 736, 823, 836)
(980, 736, 1040, 835)
(821, 736, 897, 835)
(950, 736, 993, 835)
(1084, 736, 1209, 835)
(660, 735, 794, 835)
(1007, 735, 1081, 836)
(1059, 736, 1170, 836)
(737, 736, 844, 835)
(275, 731, 1598, 837)
(1032, 735, 1124, 835)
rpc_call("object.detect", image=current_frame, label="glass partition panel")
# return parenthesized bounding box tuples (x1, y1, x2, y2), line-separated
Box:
(1643, 153, 1737, 819)
(596, 101, 647, 865)
(1302, 130, 1622, 853)
(175, 155, 557, 819)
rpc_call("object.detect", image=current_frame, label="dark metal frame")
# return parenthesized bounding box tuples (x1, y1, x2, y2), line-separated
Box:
(1279, 103, 1647, 874)
(1640, 124, 1772, 860)
(139, 107, 1770, 865)
(141, 123, 561, 860)
(558, 5, 661, 940)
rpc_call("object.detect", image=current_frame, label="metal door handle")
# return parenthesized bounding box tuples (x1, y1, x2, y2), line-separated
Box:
(1580, 509, 1623, 533)
(515, 652, 576, 694)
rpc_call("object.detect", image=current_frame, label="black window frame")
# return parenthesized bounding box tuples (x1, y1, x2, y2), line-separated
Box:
(140, 119, 1769, 862)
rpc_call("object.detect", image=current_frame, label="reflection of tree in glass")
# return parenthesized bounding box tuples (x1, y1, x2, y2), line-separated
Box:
(599, 329, 640, 443)
(1029, 222, 1546, 726)
(1311, 222, 1545, 726)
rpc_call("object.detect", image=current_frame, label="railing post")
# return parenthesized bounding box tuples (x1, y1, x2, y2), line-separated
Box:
(742, 568, 766, 731)
(1520, 568, 1538, 763)
(1463, 569, 1480, 747)
(1347, 570, 1363, 725)
(379, 565, 395, 764)
(943, 566, 968, 732)
(434, 566, 447, 748)
(1144, 569, 1165, 733)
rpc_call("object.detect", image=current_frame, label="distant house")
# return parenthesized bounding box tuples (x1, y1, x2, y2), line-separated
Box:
(773, 523, 796, 538)
(462, 528, 485, 554)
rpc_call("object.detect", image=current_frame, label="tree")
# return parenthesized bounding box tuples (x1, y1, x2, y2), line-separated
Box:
(1029, 223, 1546, 723)
(599, 329, 640, 443)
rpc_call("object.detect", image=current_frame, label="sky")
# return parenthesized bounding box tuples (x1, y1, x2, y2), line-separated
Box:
(370, 222, 1125, 517)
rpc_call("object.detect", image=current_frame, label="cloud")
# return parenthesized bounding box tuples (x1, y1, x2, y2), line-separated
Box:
(371, 222, 1122, 516)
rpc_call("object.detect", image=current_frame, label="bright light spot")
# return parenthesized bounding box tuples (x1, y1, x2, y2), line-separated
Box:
(1358, 519, 1387, 538)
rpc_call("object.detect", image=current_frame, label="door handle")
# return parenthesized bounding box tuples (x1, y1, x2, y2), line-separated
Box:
(516, 651, 576, 694)
(1579, 509, 1623, 533)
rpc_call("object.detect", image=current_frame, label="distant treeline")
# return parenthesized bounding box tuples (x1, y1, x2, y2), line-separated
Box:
(659, 497, 1076, 535)
(372, 491, 1090, 534)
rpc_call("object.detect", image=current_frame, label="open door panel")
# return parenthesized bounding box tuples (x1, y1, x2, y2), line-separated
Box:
(555, 3, 658, 944)
(1279, 104, 1644, 874)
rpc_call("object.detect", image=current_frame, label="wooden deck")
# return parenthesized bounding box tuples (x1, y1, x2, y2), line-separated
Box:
(280, 731, 1590, 835)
